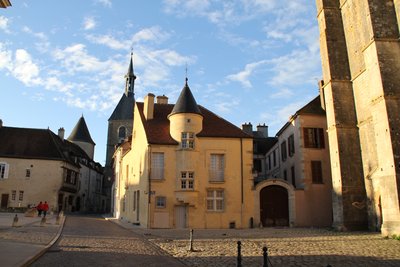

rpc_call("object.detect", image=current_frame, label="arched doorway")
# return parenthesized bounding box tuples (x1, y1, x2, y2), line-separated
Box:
(260, 185, 289, 227)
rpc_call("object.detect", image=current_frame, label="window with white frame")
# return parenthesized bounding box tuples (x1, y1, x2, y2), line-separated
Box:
(209, 154, 225, 182)
(181, 132, 195, 149)
(156, 196, 166, 208)
(151, 152, 164, 180)
(26, 169, 31, 178)
(11, 190, 16, 200)
(180, 171, 194, 190)
(0, 162, 9, 179)
(206, 189, 224, 211)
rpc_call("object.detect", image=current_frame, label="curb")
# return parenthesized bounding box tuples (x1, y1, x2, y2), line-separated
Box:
(20, 215, 67, 267)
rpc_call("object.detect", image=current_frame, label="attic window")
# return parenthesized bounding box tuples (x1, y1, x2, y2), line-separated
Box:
(187, 119, 191, 123)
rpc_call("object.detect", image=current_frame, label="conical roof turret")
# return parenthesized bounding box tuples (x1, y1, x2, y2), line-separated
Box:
(170, 78, 201, 116)
(67, 115, 95, 145)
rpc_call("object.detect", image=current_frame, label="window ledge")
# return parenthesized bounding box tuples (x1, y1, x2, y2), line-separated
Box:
(150, 179, 166, 182)
(209, 180, 225, 184)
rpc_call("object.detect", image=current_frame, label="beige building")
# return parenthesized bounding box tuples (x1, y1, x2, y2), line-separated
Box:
(258, 96, 332, 227)
(0, 117, 105, 214)
(317, 0, 400, 235)
(114, 79, 255, 229)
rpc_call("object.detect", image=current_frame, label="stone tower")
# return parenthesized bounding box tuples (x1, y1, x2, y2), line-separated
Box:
(316, 0, 400, 235)
(104, 54, 136, 182)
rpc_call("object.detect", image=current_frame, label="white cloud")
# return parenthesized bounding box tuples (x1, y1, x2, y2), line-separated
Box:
(0, 43, 12, 70)
(226, 60, 267, 88)
(83, 16, 97, 30)
(0, 16, 10, 33)
(132, 26, 170, 44)
(270, 88, 294, 99)
(86, 34, 129, 50)
(12, 49, 42, 86)
(95, 0, 112, 8)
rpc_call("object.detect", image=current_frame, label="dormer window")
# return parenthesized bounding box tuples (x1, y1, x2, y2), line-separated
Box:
(181, 132, 195, 149)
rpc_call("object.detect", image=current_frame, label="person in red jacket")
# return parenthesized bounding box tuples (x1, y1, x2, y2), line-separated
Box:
(43, 201, 49, 217)
(36, 201, 43, 216)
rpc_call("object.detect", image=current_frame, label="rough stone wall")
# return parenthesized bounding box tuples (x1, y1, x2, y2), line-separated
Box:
(317, 0, 400, 235)
(317, 0, 368, 230)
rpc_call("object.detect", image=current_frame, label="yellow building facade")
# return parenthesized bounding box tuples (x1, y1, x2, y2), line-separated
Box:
(114, 81, 255, 228)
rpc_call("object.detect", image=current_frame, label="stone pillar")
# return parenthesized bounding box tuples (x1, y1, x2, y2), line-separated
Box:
(316, 0, 368, 230)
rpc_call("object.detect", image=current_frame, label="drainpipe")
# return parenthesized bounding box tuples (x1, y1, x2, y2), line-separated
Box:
(240, 138, 244, 228)
(147, 145, 152, 228)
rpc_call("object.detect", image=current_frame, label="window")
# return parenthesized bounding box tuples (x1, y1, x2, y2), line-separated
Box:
(210, 154, 224, 182)
(291, 166, 296, 188)
(18, 191, 24, 201)
(118, 126, 126, 142)
(11, 190, 16, 200)
(133, 191, 136, 211)
(281, 141, 287, 162)
(273, 150, 277, 167)
(156, 196, 166, 208)
(180, 171, 194, 190)
(304, 128, 325, 149)
(207, 189, 224, 211)
(311, 161, 323, 184)
(151, 153, 164, 180)
(181, 132, 195, 149)
(0, 162, 9, 179)
(283, 169, 287, 181)
(288, 134, 295, 156)
(267, 155, 271, 171)
(26, 169, 31, 178)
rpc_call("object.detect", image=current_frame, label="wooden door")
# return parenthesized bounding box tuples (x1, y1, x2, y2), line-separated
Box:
(1, 194, 9, 209)
(175, 205, 187, 228)
(260, 185, 289, 227)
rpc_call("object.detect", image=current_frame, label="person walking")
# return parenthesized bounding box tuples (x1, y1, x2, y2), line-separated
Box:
(37, 201, 43, 216)
(43, 201, 49, 217)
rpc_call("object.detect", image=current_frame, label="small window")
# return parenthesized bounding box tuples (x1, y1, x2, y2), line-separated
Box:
(311, 161, 323, 184)
(18, 191, 24, 201)
(26, 169, 31, 178)
(118, 126, 126, 142)
(180, 171, 194, 190)
(181, 132, 195, 149)
(283, 169, 287, 181)
(288, 134, 295, 156)
(206, 189, 224, 211)
(156, 196, 166, 208)
(273, 150, 277, 167)
(281, 141, 287, 162)
(11, 190, 16, 200)
(291, 166, 296, 188)
(304, 128, 325, 149)
(0, 162, 9, 179)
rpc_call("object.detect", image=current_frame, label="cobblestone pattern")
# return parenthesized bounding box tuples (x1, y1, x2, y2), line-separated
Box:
(135, 227, 400, 267)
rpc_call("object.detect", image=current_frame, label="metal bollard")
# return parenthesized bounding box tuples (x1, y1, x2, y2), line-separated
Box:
(263, 246, 268, 267)
(188, 229, 194, 251)
(40, 216, 46, 226)
(12, 214, 18, 227)
(237, 241, 242, 267)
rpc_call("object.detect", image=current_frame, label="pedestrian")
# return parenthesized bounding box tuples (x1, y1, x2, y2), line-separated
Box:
(37, 201, 43, 216)
(43, 201, 49, 217)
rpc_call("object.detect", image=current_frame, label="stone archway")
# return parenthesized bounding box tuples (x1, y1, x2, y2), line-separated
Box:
(254, 179, 296, 227)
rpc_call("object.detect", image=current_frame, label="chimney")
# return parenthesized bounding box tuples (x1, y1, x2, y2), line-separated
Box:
(257, 123, 268, 137)
(241, 122, 253, 135)
(144, 93, 155, 120)
(156, 95, 168, 104)
(58, 127, 65, 140)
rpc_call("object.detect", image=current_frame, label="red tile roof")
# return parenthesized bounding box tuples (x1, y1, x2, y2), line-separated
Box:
(136, 102, 251, 145)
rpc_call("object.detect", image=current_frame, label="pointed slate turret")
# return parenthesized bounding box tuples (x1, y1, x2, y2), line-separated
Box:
(67, 115, 95, 145)
(124, 53, 136, 98)
(170, 78, 201, 116)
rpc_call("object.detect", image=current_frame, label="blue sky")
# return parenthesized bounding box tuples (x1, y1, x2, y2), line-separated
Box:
(0, 0, 321, 165)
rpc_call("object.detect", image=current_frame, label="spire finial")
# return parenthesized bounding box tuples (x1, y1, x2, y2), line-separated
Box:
(185, 63, 188, 85)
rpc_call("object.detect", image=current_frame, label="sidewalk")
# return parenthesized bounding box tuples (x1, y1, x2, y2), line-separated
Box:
(0, 212, 65, 267)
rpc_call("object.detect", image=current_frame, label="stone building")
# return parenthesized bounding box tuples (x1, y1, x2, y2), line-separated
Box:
(105, 54, 136, 212)
(317, 0, 400, 235)
(256, 96, 332, 227)
(113, 79, 255, 229)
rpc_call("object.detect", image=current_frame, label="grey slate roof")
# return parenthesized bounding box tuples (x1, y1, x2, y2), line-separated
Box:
(67, 116, 95, 145)
(170, 79, 202, 116)
(108, 94, 135, 121)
